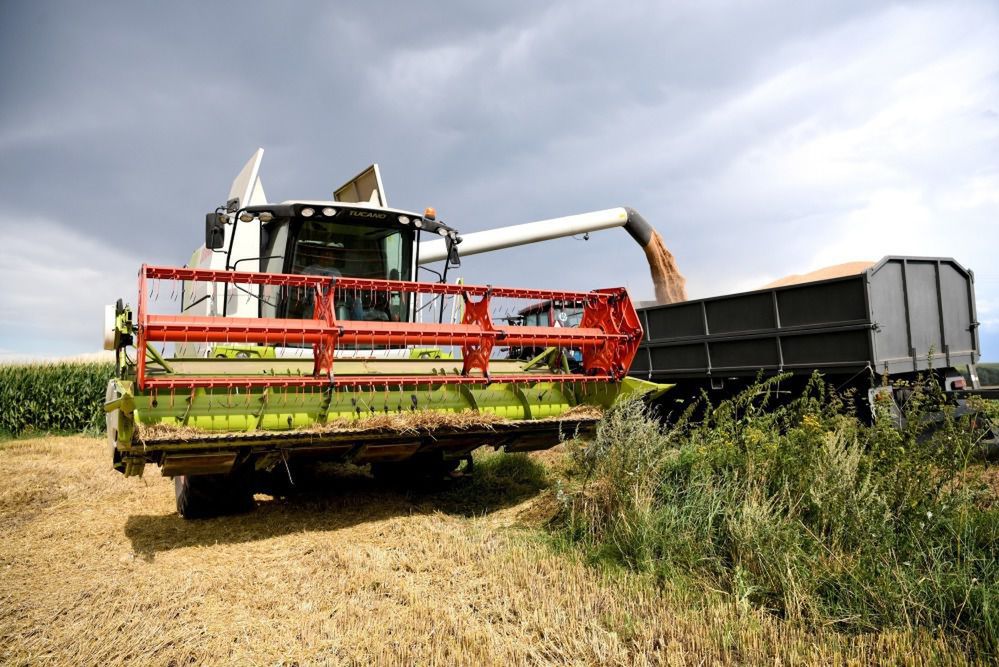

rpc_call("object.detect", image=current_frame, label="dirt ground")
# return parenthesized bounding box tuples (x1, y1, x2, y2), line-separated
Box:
(0, 436, 980, 666)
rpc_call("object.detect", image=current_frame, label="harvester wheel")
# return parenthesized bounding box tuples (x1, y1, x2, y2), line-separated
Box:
(253, 462, 306, 498)
(371, 455, 462, 485)
(174, 471, 255, 519)
(369, 462, 409, 484)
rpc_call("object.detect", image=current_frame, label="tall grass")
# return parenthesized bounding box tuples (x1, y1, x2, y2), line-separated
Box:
(0, 362, 115, 436)
(556, 374, 998, 656)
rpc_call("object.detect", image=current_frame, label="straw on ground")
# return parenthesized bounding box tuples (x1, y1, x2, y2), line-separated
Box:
(0, 435, 983, 666)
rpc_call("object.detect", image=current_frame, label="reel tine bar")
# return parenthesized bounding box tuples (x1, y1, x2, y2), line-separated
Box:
(135, 265, 643, 390)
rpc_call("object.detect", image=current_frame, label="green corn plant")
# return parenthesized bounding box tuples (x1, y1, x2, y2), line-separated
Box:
(0, 362, 115, 436)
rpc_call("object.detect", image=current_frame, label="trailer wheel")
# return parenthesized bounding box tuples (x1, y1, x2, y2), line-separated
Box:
(174, 471, 255, 519)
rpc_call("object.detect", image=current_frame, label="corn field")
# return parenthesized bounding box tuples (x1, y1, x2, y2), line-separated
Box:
(0, 362, 115, 436)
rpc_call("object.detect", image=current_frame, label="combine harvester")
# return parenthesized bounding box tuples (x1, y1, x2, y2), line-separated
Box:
(104, 150, 670, 517)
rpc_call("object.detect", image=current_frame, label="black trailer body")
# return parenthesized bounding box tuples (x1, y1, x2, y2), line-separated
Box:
(631, 257, 980, 413)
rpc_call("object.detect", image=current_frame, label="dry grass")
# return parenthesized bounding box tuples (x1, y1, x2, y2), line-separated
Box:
(138, 404, 603, 442)
(0, 436, 983, 666)
(138, 410, 510, 442)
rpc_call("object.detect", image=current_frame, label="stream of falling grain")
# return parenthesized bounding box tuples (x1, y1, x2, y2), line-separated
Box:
(643, 230, 687, 304)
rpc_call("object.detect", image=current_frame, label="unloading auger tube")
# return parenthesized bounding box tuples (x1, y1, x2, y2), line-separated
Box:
(417, 207, 654, 264)
(104, 265, 670, 484)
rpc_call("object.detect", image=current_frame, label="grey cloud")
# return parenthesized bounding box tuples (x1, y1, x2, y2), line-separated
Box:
(0, 0, 997, 356)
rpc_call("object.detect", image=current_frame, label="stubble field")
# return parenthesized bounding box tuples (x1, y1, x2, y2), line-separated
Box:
(0, 435, 984, 666)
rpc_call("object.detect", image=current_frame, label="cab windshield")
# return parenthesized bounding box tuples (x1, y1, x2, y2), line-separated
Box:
(260, 218, 414, 322)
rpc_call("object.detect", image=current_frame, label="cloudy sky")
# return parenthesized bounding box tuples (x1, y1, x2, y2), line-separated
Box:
(1, 1, 998, 359)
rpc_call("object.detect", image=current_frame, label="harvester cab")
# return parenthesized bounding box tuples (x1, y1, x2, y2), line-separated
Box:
(104, 149, 670, 518)
(179, 151, 461, 358)
(504, 299, 586, 366)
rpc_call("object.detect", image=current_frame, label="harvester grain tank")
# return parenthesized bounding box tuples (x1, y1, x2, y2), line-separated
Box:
(104, 149, 670, 517)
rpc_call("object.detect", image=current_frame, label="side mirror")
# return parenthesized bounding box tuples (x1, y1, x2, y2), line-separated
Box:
(446, 236, 461, 267)
(205, 212, 226, 250)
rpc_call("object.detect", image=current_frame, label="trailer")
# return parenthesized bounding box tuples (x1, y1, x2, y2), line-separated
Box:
(630, 256, 981, 415)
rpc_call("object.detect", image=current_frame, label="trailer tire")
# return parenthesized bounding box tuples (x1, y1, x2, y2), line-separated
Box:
(174, 471, 255, 519)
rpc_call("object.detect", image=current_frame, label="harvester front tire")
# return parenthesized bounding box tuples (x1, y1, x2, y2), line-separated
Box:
(371, 455, 462, 485)
(174, 472, 255, 519)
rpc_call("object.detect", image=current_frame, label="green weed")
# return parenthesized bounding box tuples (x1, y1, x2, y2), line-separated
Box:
(556, 374, 998, 657)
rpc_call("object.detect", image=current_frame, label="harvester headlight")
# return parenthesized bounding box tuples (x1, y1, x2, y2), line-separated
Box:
(398, 215, 410, 225)
(300, 207, 315, 217)
(258, 211, 274, 222)
(436, 227, 448, 236)
(413, 218, 423, 228)
(322, 207, 337, 217)
(238, 211, 255, 222)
